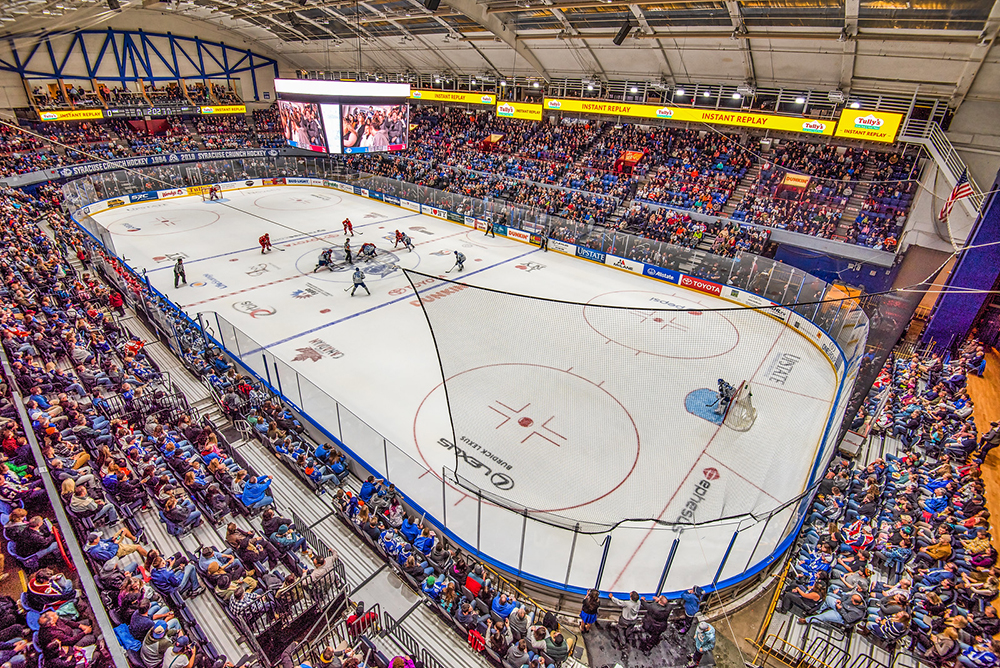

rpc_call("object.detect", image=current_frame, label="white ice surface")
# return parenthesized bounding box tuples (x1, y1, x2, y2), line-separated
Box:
(92, 186, 839, 593)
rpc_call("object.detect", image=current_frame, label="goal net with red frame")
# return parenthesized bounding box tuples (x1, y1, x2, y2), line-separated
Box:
(722, 380, 757, 431)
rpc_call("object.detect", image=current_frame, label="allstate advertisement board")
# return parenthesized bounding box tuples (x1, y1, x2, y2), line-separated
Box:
(605, 255, 643, 274)
(575, 246, 606, 263)
(400, 199, 420, 212)
(643, 264, 679, 283)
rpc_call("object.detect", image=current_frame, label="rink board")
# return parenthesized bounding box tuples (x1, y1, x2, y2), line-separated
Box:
(89, 184, 843, 594)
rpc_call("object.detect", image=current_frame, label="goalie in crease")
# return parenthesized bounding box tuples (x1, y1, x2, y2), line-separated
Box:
(713, 378, 737, 415)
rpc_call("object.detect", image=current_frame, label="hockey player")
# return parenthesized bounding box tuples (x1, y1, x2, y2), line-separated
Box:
(342, 218, 354, 236)
(209, 184, 221, 201)
(313, 248, 334, 273)
(400, 232, 414, 252)
(714, 378, 736, 415)
(259, 233, 272, 254)
(350, 267, 370, 296)
(393, 230, 405, 248)
(173, 258, 186, 289)
(359, 242, 377, 262)
(453, 250, 466, 272)
(344, 238, 353, 265)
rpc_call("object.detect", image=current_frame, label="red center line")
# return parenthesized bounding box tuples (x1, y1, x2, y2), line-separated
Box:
(606, 326, 788, 591)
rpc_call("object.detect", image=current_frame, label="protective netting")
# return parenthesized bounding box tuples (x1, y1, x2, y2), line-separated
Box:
(405, 268, 843, 532)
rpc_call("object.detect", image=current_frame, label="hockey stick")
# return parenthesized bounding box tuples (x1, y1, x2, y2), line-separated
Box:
(445, 262, 459, 273)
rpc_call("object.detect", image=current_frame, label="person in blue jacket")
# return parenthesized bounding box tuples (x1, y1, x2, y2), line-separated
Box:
(491, 593, 518, 619)
(329, 455, 349, 484)
(149, 554, 203, 598)
(422, 575, 445, 600)
(680, 585, 703, 633)
(241, 476, 273, 510)
(413, 528, 436, 555)
(400, 516, 421, 543)
(359, 476, 384, 503)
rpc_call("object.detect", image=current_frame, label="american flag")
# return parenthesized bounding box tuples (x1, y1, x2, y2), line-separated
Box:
(939, 169, 974, 221)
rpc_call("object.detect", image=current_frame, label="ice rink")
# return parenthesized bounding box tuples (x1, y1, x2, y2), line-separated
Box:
(92, 185, 841, 593)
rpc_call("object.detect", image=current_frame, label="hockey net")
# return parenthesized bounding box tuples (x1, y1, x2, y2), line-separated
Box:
(722, 381, 757, 431)
(199, 185, 219, 201)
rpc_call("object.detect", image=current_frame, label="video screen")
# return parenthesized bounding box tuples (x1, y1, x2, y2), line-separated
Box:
(320, 104, 342, 155)
(341, 104, 409, 154)
(278, 100, 327, 152)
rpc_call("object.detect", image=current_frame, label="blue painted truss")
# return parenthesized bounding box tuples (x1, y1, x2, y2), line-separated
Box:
(0, 29, 279, 100)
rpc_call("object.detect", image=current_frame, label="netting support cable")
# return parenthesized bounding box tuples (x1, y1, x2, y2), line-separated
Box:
(402, 269, 461, 482)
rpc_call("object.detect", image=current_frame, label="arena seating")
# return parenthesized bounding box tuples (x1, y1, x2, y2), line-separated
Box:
(193, 117, 258, 150)
(0, 103, 919, 255)
(774, 345, 998, 665)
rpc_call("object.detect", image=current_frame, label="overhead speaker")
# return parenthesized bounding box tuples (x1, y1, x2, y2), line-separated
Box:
(424, 0, 440, 11)
(613, 22, 632, 46)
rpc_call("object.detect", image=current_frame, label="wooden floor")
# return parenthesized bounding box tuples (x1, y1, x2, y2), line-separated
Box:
(964, 349, 1000, 549)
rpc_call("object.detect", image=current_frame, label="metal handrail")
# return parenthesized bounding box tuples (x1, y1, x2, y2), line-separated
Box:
(747, 633, 845, 668)
(899, 116, 985, 213)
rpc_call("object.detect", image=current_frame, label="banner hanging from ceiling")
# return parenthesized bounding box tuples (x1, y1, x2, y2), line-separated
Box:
(542, 98, 835, 136)
(410, 89, 496, 105)
(834, 109, 904, 143)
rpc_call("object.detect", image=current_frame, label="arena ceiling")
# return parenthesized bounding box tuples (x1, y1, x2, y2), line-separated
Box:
(1, 0, 998, 103)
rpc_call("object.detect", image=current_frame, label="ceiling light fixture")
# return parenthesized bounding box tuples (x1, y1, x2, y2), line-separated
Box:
(629, 86, 637, 93)
(850, 101, 861, 108)
(702, 90, 711, 97)
(675, 88, 685, 96)
(532, 81, 539, 88)
(587, 84, 594, 91)
(732, 92, 741, 99)
(794, 96, 805, 104)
